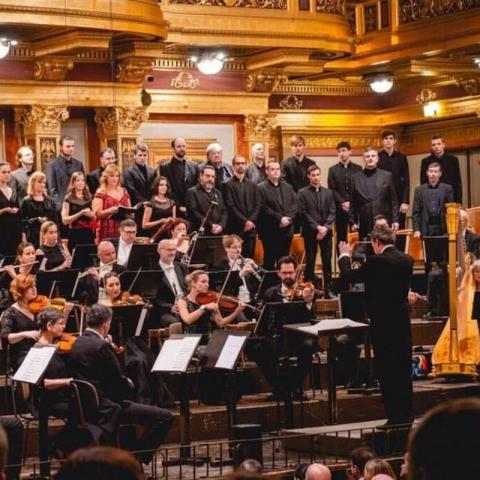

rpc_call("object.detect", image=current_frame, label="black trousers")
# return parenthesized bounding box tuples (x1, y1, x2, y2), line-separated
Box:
(303, 231, 333, 288)
(335, 209, 350, 246)
(239, 232, 257, 260)
(1, 416, 24, 480)
(260, 230, 293, 270)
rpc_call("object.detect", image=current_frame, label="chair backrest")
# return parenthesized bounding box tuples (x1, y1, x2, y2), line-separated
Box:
(289, 234, 305, 265)
(467, 207, 480, 234)
(70, 380, 100, 428)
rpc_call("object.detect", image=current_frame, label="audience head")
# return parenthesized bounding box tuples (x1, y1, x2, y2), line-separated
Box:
(10, 273, 37, 303)
(206, 143, 223, 166)
(59, 135, 75, 159)
(119, 219, 137, 245)
(232, 155, 247, 176)
(158, 239, 177, 264)
(350, 446, 376, 480)
(363, 147, 379, 170)
(68, 171, 91, 199)
(185, 269, 209, 293)
(199, 164, 216, 191)
(290, 135, 306, 158)
(97, 241, 117, 265)
(99, 147, 116, 168)
(27, 171, 46, 197)
(251, 143, 265, 163)
(370, 224, 395, 253)
(407, 398, 480, 480)
(16, 146, 35, 170)
(237, 458, 263, 475)
(426, 162, 442, 186)
(0, 425, 7, 478)
(430, 135, 445, 157)
(171, 137, 187, 159)
(133, 143, 149, 166)
(39, 220, 58, 246)
(364, 458, 396, 480)
(152, 175, 170, 198)
(265, 161, 281, 182)
(100, 164, 122, 190)
(86, 304, 112, 334)
(305, 462, 332, 480)
(54, 446, 143, 480)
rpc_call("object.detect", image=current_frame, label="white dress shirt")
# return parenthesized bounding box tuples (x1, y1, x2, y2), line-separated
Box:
(159, 260, 184, 298)
(117, 239, 133, 267)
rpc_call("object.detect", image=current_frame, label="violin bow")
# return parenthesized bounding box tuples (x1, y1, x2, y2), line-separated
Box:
(127, 266, 142, 295)
(215, 253, 238, 307)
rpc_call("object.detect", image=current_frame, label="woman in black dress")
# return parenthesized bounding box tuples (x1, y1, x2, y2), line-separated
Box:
(61, 171, 96, 250)
(37, 221, 72, 271)
(21, 171, 59, 248)
(0, 161, 22, 256)
(142, 176, 176, 240)
(0, 274, 39, 369)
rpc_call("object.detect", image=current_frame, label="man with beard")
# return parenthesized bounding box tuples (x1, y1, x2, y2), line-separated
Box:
(87, 148, 117, 195)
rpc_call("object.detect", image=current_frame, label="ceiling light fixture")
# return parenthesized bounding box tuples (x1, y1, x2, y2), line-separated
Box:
(191, 52, 226, 75)
(367, 73, 393, 93)
(0, 38, 17, 60)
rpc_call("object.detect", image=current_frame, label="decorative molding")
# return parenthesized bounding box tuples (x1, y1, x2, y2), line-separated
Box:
(281, 133, 381, 149)
(116, 58, 154, 83)
(316, 0, 345, 15)
(246, 72, 287, 93)
(275, 81, 370, 95)
(399, 0, 480, 24)
(244, 114, 277, 138)
(168, 0, 287, 9)
(95, 107, 150, 136)
(40, 137, 58, 167)
(456, 77, 480, 95)
(34, 56, 74, 81)
(278, 94, 303, 109)
(121, 137, 139, 169)
(17, 105, 70, 131)
(170, 72, 200, 89)
(153, 57, 245, 72)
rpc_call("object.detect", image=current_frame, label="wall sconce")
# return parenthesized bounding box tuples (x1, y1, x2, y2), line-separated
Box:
(191, 52, 226, 75)
(365, 73, 394, 93)
(416, 88, 439, 117)
(0, 38, 18, 60)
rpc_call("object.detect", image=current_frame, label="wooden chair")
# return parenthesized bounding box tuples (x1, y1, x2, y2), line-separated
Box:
(467, 207, 480, 234)
(403, 228, 425, 263)
(253, 236, 264, 266)
(289, 234, 305, 265)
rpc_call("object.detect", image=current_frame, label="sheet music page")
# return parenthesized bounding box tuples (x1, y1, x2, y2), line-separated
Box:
(13, 346, 57, 384)
(215, 335, 247, 370)
(135, 307, 148, 336)
(299, 318, 366, 335)
(152, 336, 200, 372)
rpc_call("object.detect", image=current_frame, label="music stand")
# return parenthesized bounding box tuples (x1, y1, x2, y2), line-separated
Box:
(127, 243, 159, 270)
(207, 270, 241, 296)
(190, 236, 225, 269)
(71, 244, 97, 269)
(339, 292, 368, 323)
(36, 270, 81, 299)
(254, 270, 280, 301)
(422, 236, 448, 265)
(119, 270, 165, 301)
(110, 305, 147, 343)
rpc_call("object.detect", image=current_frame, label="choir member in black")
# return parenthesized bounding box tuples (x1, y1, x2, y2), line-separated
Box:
(86, 147, 117, 195)
(0, 161, 22, 257)
(0, 274, 40, 369)
(281, 135, 316, 192)
(338, 225, 414, 426)
(350, 147, 399, 240)
(142, 176, 176, 239)
(298, 165, 336, 298)
(68, 303, 173, 465)
(37, 221, 72, 271)
(224, 154, 261, 258)
(257, 161, 298, 270)
(61, 171, 96, 250)
(420, 135, 462, 204)
(46, 135, 85, 209)
(159, 137, 200, 216)
(249, 256, 316, 399)
(0, 243, 37, 298)
(245, 143, 267, 184)
(21, 171, 59, 248)
(169, 218, 190, 263)
(185, 164, 228, 235)
(413, 162, 454, 239)
(177, 269, 245, 344)
(153, 239, 189, 327)
(11, 146, 35, 204)
(327, 142, 362, 245)
(205, 142, 234, 192)
(378, 130, 410, 232)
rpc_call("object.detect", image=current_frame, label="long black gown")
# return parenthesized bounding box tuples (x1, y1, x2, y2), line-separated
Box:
(0, 188, 22, 256)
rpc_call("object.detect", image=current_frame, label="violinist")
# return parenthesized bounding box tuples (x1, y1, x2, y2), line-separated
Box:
(36, 221, 72, 271)
(0, 274, 40, 369)
(142, 176, 176, 239)
(177, 270, 245, 344)
(169, 218, 190, 262)
(153, 239, 188, 327)
(98, 272, 122, 307)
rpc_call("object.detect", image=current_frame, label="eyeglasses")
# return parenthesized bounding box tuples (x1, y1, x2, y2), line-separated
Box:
(123, 230, 137, 235)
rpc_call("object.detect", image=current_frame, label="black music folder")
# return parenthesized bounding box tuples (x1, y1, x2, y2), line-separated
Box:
(36, 270, 80, 299)
(110, 304, 147, 342)
(127, 243, 159, 270)
(422, 235, 448, 264)
(119, 270, 165, 300)
(71, 244, 97, 269)
(189, 236, 225, 269)
(254, 301, 308, 337)
(111, 204, 142, 221)
(202, 329, 249, 370)
(206, 270, 241, 296)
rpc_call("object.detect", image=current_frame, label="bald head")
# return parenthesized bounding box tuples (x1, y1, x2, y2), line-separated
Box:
(97, 241, 116, 265)
(305, 463, 332, 480)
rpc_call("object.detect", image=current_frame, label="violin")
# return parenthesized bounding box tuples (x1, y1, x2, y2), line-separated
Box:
(284, 282, 323, 301)
(112, 291, 149, 307)
(28, 295, 68, 314)
(56, 333, 78, 353)
(196, 291, 260, 313)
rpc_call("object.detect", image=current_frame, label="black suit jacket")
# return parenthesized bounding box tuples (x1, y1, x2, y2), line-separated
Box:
(206, 161, 234, 192)
(159, 157, 199, 207)
(123, 163, 156, 206)
(420, 153, 462, 203)
(86, 168, 103, 195)
(338, 246, 413, 337)
(68, 330, 127, 403)
(281, 156, 316, 192)
(378, 150, 410, 204)
(185, 185, 228, 233)
(257, 179, 298, 237)
(327, 162, 363, 207)
(412, 182, 454, 237)
(154, 262, 189, 315)
(298, 185, 336, 234)
(224, 176, 261, 235)
(46, 155, 85, 207)
(350, 169, 399, 238)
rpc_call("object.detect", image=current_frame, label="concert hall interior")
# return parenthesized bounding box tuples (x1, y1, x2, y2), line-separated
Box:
(1, 1, 480, 479)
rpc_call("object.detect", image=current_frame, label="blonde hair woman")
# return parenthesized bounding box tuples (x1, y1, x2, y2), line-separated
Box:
(37, 221, 72, 271)
(92, 164, 131, 243)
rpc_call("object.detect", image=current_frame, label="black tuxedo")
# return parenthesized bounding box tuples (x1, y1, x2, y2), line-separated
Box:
(224, 176, 261, 258)
(412, 182, 454, 238)
(338, 246, 414, 424)
(69, 330, 173, 463)
(298, 185, 336, 286)
(185, 185, 227, 234)
(350, 168, 399, 239)
(257, 179, 298, 269)
(86, 167, 103, 195)
(281, 156, 316, 192)
(206, 161, 234, 192)
(159, 157, 199, 208)
(420, 153, 462, 203)
(327, 161, 362, 243)
(46, 155, 85, 207)
(123, 162, 157, 205)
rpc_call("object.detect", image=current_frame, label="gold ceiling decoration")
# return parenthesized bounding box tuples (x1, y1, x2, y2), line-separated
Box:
(170, 72, 200, 89)
(116, 58, 154, 84)
(167, 0, 287, 8)
(16, 105, 70, 131)
(246, 72, 287, 93)
(400, 0, 480, 23)
(33, 56, 74, 82)
(278, 95, 303, 110)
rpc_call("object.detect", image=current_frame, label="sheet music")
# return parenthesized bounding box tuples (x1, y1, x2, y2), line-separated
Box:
(152, 336, 200, 372)
(135, 307, 148, 337)
(13, 345, 57, 384)
(215, 335, 247, 370)
(299, 318, 367, 335)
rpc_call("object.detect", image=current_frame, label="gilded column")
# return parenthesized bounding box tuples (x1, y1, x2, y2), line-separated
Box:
(94, 106, 149, 170)
(244, 114, 277, 162)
